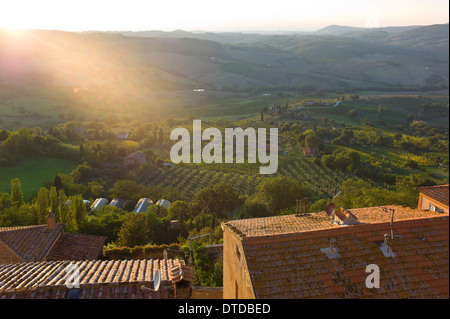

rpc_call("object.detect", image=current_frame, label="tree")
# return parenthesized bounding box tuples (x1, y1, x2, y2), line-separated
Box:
(0, 192, 11, 210)
(10, 178, 24, 206)
(168, 201, 191, 235)
(304, 133, 322, 150)
(58, 189, 69, 224)
(35, 187, 49, 224)
(70, 164, 93, 184)
(110, 180, 144, 202)
(79, 143, 85, 158)
(49, 187, 59, 220)
(158, 127, 164, 143)
(348, 110, 358, 118)
(190, 241, 222, 287)
(192, 183, 239, 220)
(241, 198, 271, 219)
(86, 181, 105, 199)
(256, 176, 308, 214)
(53, 175, 63, 192)
(117, 214, 149, 247)
(72, 195, 87, 232)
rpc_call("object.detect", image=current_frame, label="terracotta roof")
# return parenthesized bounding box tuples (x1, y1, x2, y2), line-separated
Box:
(223, 205, 447, 239)
(0, 224, 64, 264)
(46, 233, 106, 261)
(0, 224, 107, 264)
(0, 258, 190, 299)
(417, 185, 449, 207)
(171, 264, 193, 283)
(240, 216, 449, 299)
(124, 151, 146, 160)
(223, 206, 449, 299)
(303, 147, 316, 155)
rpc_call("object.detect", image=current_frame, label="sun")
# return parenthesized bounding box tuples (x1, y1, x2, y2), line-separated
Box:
(0, 2, 34, 30)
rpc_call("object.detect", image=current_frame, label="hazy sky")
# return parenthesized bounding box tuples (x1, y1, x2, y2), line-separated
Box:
(0, 0, 448, 32)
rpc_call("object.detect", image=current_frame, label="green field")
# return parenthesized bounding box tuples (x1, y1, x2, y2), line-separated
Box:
(0, 157, 77, 200)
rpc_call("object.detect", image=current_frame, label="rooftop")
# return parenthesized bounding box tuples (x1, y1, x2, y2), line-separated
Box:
(222, 206, 449, 299)
(0, 258, 188, 299)
(45, 233, 106, 261)
(0, 224, 106, 264)
(124, 151, 146, 160)
(242, 216, 449, 299)
(223, 205, 447, 239)
(417, 185, 449, 207)
(0, 224, 64, 263)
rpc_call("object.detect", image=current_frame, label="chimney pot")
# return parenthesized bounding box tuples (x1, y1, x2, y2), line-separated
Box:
(47, 211, 56, 230)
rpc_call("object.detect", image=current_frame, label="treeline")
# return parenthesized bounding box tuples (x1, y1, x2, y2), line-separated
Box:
(0, 128, 79, 165)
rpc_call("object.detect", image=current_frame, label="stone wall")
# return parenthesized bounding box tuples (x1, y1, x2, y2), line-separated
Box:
(191, 286, 223, 299)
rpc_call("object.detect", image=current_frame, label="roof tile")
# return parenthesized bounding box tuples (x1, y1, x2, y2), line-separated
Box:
(226, 210, 449, 299)
(0, 258, 191, 299)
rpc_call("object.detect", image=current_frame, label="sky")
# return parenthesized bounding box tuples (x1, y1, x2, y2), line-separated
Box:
(0, 0, 448, 32)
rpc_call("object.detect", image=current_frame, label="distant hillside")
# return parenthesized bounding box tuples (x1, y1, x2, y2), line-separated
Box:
(104, 30, 274, 44)
(0, 24, 448, 94)
(315, 25, 366, 35)
(384, 24, 449, 60)
(315, 25, 419, 36)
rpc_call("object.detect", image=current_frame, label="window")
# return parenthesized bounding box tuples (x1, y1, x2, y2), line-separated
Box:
(430, 204, 444, 213)
(235, 245, 241, 261)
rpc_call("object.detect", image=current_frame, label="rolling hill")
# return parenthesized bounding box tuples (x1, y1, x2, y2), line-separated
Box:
(0, 24, 448, 95)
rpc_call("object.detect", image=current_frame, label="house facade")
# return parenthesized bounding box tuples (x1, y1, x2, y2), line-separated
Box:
(303, 147, 316, 157)
(123, 151, 146, 167)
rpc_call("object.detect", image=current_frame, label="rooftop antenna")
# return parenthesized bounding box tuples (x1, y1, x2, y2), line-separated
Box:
(302, 197, 308, 216)
(381, 207, 395, 239)
(188, 233, 210, 266)
(333, 191, 342, 199)
(296, 198, 309, 217)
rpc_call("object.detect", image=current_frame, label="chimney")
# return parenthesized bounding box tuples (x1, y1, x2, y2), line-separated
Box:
(47, 211, 56, 230)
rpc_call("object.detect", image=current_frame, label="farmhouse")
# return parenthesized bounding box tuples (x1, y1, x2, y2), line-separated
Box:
(303, 147, 317, 157)
(116, 131, 130, 140)
(416, 184, 449, 213)
(123, 151, 146, 167)
(0, 212, 106, 265)
(0, 258, 193, 299)
(221, 205, 449, 299)
(74, 126, 87, 136)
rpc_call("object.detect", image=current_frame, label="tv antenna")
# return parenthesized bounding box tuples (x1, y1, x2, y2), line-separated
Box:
(296, 197, 308, 216)
(188, 233, 211, 266)
(381, 207, 395, 239)
(333, 191, 342, 199)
